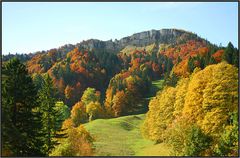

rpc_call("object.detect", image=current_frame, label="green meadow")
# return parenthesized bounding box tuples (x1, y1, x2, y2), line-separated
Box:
(84, 114, 172, 156)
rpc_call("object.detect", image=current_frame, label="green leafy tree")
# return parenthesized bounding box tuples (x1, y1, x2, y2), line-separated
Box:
(184, 125, 212, 156)
(164, 118, 211, 156)
(55, 101, 70, 129)
(214, 112, 238, 156)
(81, 87, 100, 106)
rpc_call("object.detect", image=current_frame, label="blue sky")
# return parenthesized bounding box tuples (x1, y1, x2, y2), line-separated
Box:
(2, 2, 238, 55)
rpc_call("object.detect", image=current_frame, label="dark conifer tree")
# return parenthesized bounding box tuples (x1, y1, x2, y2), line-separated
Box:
(222, 42, 234, 64)
(2, 58, 45, 156)
(38, 74, 66, 154)
(232, 48, 239, 68)
(188, 57, 195, 73)
(166, 57, 174, 75)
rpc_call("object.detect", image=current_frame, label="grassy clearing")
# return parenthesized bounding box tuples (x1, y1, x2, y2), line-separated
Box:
(120, 44, 156, 55)
(144, 79, 165, 100)
(84, 114, 171, 156)
(125, 79, 165, 115)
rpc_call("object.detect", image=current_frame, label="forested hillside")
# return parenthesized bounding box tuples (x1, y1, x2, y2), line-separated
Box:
(2, 29, 239, 156)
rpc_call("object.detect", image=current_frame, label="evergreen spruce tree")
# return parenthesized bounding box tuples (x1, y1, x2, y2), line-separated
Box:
(2, 58, 45, 156)
(222, 42, 234, 64)
(166, 57, 174, 74)
(188, 57, 195, 73)
(32, 73, 45, 92)
(209, 55, 217, 65)
(205, 46, 217, 65)
(38, 74, 66, 154)
(232, 48, 239, 68)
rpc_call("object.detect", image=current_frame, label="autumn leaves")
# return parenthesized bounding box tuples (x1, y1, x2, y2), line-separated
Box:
(142, 62, 238, 156)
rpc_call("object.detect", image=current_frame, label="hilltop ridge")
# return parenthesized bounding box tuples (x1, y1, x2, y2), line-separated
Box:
(3, 28, 206, 60)
(76, 28, 203, 52)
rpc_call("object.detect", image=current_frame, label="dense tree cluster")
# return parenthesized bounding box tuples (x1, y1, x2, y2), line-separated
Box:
(119, 48, 174, 80)
(48, 48, 121, 107)
(142, 62, 238, 156)
(50, 88, 104, 156)
(104, 69, 151, 117)
(2, 58, 94, 156)
(70, 87, 105, 125)
(2, 53, 34, 63)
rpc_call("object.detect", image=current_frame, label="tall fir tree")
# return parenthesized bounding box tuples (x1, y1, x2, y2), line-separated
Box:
(232, 48, 239, 68)
(38, 74, 66, 154)
(2, 58, 45, 156)
(166, 57, 174, 74)
(188, 57, 195, 73)
(222, 42, 234, 64)
(204, 46, 217, 66)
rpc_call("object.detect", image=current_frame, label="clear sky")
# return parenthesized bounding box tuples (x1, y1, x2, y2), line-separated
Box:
(2, 2, 238, 55)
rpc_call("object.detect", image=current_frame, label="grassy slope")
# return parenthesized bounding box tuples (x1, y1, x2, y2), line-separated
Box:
(84, 114, 171, 156)
(84, 79, 170, 156)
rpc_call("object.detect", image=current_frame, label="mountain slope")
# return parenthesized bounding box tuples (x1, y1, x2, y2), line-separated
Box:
(2, 28, 224, 109)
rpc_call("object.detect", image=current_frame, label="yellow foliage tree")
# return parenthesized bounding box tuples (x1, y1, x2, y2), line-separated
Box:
(104, 87, 114, 117)
(142, 62, 238, 156)
(50, 123, 94, 156)
(112, 90, 127, 117)
(183, 62, 238, 137)
(86, 101, 104, 121)
(142, 87, 177, 142)
(164, 115, 192, 156)
(173, 77, 190, 117)
(81, 87, 100, 106)
(70, 101, 88, 127)
(182, 65, 212, 123)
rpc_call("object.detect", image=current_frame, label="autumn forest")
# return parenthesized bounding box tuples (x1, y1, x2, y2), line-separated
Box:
(1, 29, 239, 156)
